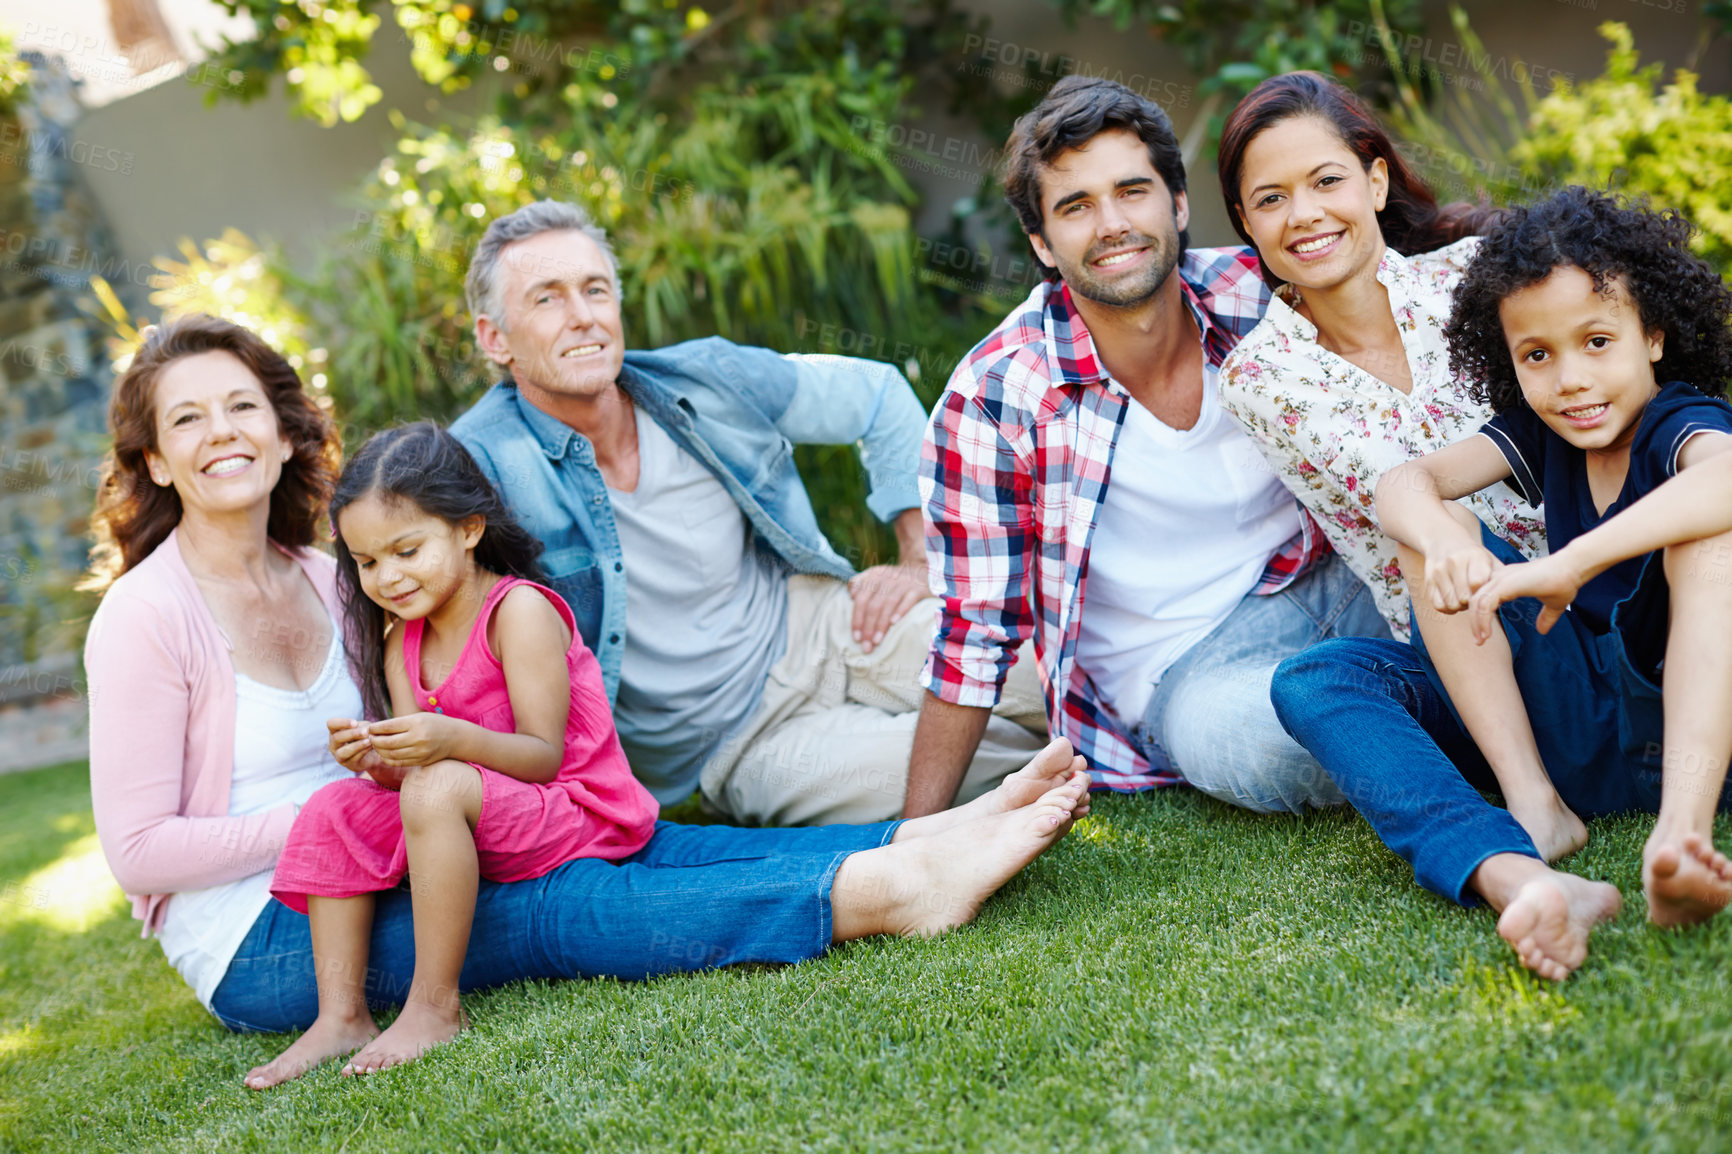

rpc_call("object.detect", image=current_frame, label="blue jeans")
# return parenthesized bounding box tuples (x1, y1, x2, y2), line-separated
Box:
(1271, 637, 1540, 903)
(209, 819, 897, 1033)
(1132, 551, 1391, 813)
(1271, 530, 1732, 905)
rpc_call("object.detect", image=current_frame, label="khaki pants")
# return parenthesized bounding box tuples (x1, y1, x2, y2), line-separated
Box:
(699, 575, 1048, 826)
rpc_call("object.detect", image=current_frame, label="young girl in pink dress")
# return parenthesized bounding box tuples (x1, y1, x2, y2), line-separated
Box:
(250, 421, 659, 1087)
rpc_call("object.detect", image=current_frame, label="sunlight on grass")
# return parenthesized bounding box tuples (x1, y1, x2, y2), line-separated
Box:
(1069, 815, 1126, 847)
(1, 833, 125, 933)
(1452, 959, 1583, 1029)
(0, 1025, 38, 1058)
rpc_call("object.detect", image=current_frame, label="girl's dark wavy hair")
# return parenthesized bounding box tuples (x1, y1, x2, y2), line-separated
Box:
(1446, 186, 1732, 413)
(1218, 71, 1506, 288)
(331, 422, 547, 721)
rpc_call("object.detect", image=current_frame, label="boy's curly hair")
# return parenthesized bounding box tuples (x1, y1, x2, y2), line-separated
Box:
(1445, 185, 1732, 413)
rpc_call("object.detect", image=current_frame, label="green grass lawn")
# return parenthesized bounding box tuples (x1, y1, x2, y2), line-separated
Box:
(1, 761, 1728, 1153)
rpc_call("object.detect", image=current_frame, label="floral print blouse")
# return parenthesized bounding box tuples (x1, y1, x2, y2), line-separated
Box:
(1220, 237, 1546, 640)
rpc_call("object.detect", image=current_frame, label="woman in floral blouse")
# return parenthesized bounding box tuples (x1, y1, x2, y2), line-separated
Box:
(1215, 71, 1545, 640)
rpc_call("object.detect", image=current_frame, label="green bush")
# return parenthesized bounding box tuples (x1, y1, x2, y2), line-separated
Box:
(1513, 22, 1732, 278)
(169, 1, 1025, 565)
(0, 28, 29, 119)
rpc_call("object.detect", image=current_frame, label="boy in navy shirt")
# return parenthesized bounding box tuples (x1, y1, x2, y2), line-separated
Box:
(1272, 187, 1732, 981)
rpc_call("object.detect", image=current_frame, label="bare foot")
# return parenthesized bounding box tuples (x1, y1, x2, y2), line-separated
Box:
(341, 999, 468, 1076)
(1644, 832, 1732, 929)
(1505, 796, 1589, 863)
(981, 738, 1090, 818)
(1495, 872, 1623, 981)
(897, 738, 1090, 840)
(868, 770, 1087, 937)
(244, 1011, 377, 1089)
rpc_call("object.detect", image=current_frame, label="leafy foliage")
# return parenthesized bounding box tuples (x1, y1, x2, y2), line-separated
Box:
(1050, 0, 1427, 148)
(1375, 14, 1732, 282)
(0, 27, 31, 119)
(1367, 1, 1547, 210)
(166, 1, 1012, 564)
(1513, 22, 1732, 278)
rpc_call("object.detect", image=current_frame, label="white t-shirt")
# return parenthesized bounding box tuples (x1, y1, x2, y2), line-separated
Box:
(154, 619, 361, 1008)
(1075, 365, 1302, 727)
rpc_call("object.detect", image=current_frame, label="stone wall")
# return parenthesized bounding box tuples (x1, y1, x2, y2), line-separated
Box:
(0, 53, 126, 771)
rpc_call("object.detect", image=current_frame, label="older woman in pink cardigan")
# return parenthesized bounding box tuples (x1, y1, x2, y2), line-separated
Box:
(85, 314, 1096, 1051)
(83, 314, 364, 1025)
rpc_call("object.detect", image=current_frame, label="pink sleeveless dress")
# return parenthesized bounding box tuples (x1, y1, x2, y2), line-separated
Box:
(271, 578, 659, 914)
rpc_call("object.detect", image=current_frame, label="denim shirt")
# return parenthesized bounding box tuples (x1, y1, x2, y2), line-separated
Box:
(450, 335, 927, 701)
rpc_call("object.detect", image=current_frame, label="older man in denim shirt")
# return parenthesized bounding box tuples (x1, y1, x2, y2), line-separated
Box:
(450, 202, 1045, 825)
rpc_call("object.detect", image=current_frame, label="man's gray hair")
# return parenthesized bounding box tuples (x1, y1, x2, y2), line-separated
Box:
(464, 200, 621, 328)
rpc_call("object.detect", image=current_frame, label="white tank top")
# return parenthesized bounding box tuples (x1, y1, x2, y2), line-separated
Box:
(154, 618, 362, 1009)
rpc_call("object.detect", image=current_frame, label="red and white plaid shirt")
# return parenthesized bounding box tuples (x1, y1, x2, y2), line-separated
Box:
(919, 248, 1330, 790)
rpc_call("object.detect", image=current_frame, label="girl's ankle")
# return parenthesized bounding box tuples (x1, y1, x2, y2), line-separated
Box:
(315, 999, 376, 1028)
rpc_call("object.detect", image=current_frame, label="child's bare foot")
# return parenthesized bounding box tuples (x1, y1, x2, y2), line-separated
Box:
(1505, 796, 1589, 863)
(1643, 832, 1732, 928)
(244, 1010, 377, 1089)
(341, 999, 468, 1076)
(1495, 872, 1622, 981)
(857, 770, 1087, 937)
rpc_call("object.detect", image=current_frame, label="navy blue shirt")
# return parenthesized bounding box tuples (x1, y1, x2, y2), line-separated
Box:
(1481, 380, 1732, 634)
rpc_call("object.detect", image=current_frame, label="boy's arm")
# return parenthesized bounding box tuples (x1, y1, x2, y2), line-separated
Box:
(1469, 432, 1732, 640)
(1375, 435, 1518, 612)
(364, 589, 570, 783)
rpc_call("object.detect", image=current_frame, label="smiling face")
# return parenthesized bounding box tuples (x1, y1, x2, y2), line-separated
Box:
(1026, 127, 1187, 308)
(143, 350, 292, 521)
(474, 228, 625, 410)
(336, 493, 484, 622)
(1499, 265, 1664, 454)
(1235, 114, 1388, 292)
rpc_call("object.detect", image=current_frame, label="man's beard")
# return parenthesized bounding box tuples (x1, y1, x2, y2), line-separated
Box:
(1057, 228, 1180, 309)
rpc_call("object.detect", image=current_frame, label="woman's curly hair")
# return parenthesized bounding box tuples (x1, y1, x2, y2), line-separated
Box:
(1445, 185, 1732, 413)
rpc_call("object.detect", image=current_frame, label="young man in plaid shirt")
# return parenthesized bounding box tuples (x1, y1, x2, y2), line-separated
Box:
(906, 77, 1390, 816)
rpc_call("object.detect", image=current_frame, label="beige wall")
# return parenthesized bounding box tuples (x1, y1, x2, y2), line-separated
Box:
(72, 35, 494, 274)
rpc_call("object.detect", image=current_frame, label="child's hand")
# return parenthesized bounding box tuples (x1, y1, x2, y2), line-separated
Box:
(1423, 541, 1503, 614)
(327, 718, 377, 770)
(326, 718, 409, 790)
(1467, 553, 1587, 644)
(365, 713, 460, 768)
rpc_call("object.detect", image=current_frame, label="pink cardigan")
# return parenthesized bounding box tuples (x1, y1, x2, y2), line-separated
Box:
(85, 528, 344, 936)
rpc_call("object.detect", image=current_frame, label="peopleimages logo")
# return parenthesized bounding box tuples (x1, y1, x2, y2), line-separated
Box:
(847, 117, 1001, 171)
(958, 35, 1193, 108)
(0, 122, 135, 174)
(1343, 22, 1574, 89)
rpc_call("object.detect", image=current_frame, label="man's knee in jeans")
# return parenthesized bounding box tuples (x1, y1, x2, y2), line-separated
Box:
(1162, 662, 1345, 814)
